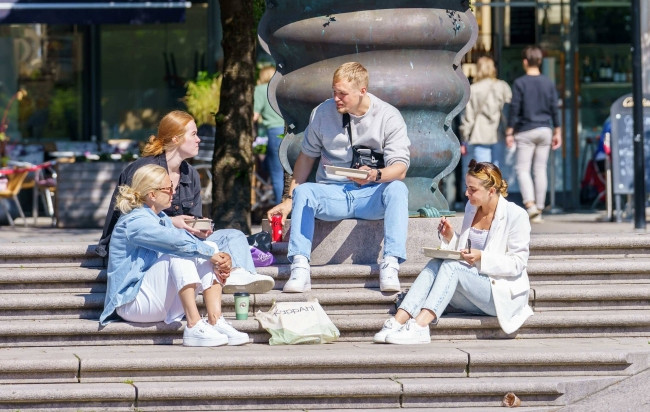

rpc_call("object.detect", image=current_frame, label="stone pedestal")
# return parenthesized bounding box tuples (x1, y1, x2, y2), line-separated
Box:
(263, 217, 463, 265)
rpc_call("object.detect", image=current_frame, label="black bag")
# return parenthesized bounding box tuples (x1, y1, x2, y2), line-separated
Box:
(247, 231, 272, 253)
(343, 113, 385, 169)
(351, 146, 385, 169)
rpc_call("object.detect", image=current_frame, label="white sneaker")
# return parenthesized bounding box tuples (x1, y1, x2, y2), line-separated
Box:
(183, 319, 228, 347)
(379, 258, 400, 292)
(283, 256, 311, 293)
(526, 205, 541, 219)
(223, 267, 275, 294)
(530, 213, 544, 224)
(373, 317, 403, 343)
(213, 316, 249, 346)
(385, 319, 431, 345)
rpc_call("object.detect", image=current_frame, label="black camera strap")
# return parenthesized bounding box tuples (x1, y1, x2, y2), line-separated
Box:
(343, 113, 353, 146)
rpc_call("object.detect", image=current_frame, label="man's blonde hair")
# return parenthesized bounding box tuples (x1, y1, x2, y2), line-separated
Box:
(333, 62, 368, 89)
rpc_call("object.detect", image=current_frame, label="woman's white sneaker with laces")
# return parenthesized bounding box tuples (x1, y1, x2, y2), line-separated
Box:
(213, 316, 250, 346)
(223, 268, 275, 294)
(379, 256, 400, 292)
(183, 319, 228, 347)
(384, 319, 431, 345)
(373, 317, 403, 343)
(283, 255, 311, 293)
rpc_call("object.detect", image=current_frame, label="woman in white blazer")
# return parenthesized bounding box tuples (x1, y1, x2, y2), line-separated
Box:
(374, 159, 533, 344)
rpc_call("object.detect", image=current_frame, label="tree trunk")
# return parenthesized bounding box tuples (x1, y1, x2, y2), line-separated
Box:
(211, 0, 256, 232)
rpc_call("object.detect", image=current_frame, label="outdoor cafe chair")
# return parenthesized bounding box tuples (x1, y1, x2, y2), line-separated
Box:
(0, 169, 29, 227)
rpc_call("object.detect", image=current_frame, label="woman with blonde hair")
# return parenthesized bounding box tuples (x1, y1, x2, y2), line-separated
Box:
(374, 160, 533, 344)
(100, 165, 249, 347)
(97, 110, 274, 294)
(460, 56, 512, 172)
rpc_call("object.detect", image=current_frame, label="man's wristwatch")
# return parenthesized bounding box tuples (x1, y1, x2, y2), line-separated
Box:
(375, 169, 382, 182)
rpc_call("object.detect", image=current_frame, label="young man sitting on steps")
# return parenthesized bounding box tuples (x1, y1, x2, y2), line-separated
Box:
(266, 62, 411, 293)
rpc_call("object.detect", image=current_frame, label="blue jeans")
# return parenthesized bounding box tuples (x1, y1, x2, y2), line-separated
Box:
(288, 181, 409, 263)
(399, 258, 496, 322)
(264, 126, 285, 204)
(207, 229, 256, 273)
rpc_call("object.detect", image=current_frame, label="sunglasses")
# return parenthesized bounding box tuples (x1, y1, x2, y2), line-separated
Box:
(155, 183, 174, 193)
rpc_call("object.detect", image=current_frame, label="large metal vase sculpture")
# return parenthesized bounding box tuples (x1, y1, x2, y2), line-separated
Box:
(258, 0, 476, 214)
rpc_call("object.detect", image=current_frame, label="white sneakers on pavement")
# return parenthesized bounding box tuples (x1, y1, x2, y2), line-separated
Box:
(379, 256, 401, 292)
(384, 319, 431, 345)
(213, 316, 249, 346)
(283, 255, 311, 293)
(223, 267, 275, 294)
(183, 319, 228, 347)
(373, 317, 403, 343)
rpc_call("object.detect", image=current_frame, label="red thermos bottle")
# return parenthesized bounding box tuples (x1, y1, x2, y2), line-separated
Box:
(271, 214, 283, 242)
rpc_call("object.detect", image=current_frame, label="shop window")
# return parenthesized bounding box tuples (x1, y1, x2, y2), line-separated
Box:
(100, 5, 208, 142)
(0, 24, 83, 141)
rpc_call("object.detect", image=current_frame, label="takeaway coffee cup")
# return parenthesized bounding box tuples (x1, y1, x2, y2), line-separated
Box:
(234, 292, 250, 320)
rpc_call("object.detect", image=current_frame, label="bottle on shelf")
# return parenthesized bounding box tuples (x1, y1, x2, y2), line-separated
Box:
(582, 56, 592, 83)
(598, 58, 606, 82)
(604, 57, 613, 82)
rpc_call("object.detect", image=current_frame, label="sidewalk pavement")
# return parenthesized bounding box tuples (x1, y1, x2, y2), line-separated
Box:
(0, 210, 645, 244)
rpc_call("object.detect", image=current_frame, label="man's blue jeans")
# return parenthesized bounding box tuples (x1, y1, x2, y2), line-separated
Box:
(207, 229, 256, 273)
(288, 181, 409, 263)
(399, 258, 496, 322)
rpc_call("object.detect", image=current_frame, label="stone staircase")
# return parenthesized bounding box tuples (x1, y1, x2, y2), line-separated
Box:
(0, 218, 649, 410)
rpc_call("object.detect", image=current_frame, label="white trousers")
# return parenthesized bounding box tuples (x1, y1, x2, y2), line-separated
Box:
(116, 242, 218, 324)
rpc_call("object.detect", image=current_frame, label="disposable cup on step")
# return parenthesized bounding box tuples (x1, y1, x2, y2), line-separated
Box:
(234, 292, 250, 320)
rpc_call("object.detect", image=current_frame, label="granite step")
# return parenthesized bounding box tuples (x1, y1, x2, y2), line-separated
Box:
(0, 376, 626, 411)
(531, 284, 650, 311)
(1, 309, 648, 347)
(1, 257, 649, 294)
(2, 230, 650, 269)
(2, 282, 650, 320)
(2, 339, 646, 384)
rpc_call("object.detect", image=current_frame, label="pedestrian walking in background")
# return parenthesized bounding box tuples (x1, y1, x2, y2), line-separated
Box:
(459, 56, 512, 172)
(254, 65, 285, 204)
(506, 45, 562, 223)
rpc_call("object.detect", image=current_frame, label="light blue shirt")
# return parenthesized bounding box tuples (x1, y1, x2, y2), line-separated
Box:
(99, 206, 215, 325)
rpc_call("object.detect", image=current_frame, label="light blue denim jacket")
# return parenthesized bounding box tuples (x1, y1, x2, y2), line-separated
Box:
(99, 206, 215, 325)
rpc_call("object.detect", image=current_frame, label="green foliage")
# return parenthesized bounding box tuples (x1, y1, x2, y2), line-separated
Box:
(183, 71, 222, 126)
(253, 0, 265, 27)
(47, 87, 77, 136)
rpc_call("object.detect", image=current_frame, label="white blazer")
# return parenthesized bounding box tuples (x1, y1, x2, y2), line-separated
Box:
(443, 196, 533, 334)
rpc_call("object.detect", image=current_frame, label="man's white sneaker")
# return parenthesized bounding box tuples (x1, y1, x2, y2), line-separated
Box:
(183, 319, 228, 347)
(379, 259, 400, 292)
(385, 319, 431, 345)
(213, 316, 249, 346)
(283, 259, 311, 293)
(223, 268, 275, 294)
(373, 317, 403, 343)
